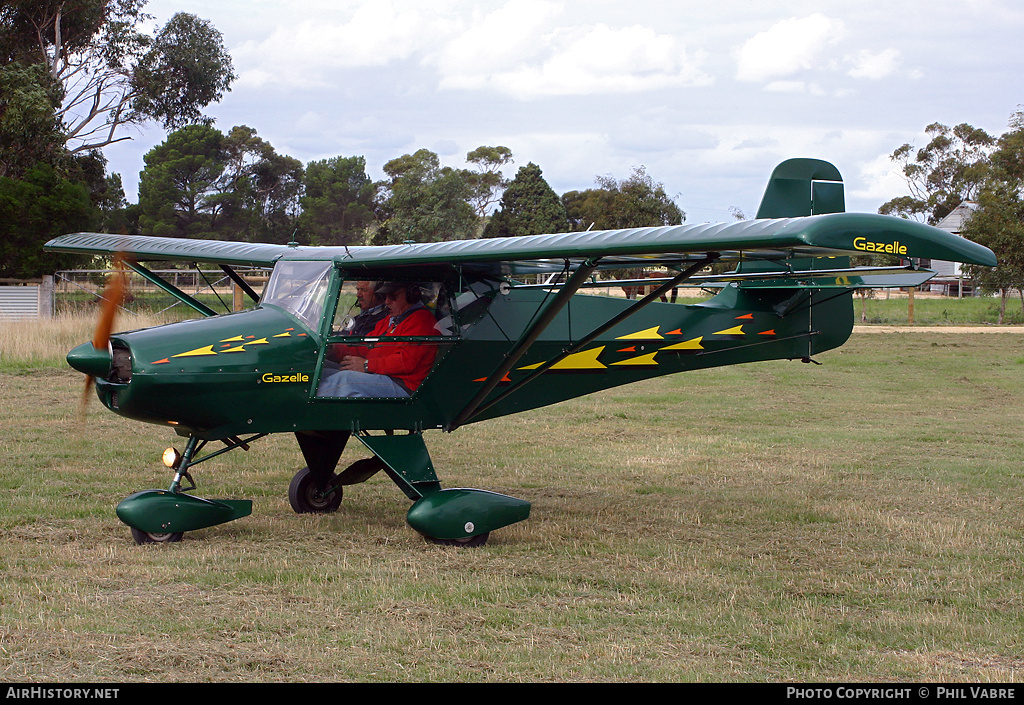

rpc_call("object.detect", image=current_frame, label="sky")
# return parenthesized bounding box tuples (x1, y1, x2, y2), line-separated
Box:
(99, 0, 1024, 225)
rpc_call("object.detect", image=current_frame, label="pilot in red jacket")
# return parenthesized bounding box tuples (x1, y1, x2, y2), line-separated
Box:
(318, 282, 437, 397)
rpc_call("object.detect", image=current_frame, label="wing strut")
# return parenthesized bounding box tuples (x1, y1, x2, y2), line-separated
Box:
(220, 264, 262, 303)
(123, 260, 218, 317)
(447, 259, 601, 431)
(454, 254, 720, 430)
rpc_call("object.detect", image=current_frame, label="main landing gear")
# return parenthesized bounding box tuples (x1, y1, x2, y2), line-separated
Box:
(116, 430, 530, 546)
(291, 430, 530, 547)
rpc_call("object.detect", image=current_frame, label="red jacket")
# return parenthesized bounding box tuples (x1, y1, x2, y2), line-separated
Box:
(338, 306, 438, 392)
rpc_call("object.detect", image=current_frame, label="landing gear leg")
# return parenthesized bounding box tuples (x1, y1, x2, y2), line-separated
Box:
(355, 432, 530, 547)
(289, 430, 352, 514)
(117, 434, 260, 544)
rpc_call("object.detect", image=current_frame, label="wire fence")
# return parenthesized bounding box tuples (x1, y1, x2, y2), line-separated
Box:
(53, 268, 271, 319)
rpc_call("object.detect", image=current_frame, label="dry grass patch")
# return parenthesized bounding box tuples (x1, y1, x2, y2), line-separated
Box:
(2, 326, 1024, 681)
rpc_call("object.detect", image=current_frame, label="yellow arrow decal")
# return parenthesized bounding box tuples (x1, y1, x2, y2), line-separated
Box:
(519, 346, 607, 370)
(611, 352, 659, 366)
(660, 336, 704, 351)
(615, 326, 663, 340)
(172, 345, 218, 358)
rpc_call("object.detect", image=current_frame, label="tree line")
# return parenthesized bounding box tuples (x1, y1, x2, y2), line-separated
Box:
(2, 1, 1022, 317)
(878, 111, 1024, 321)
(128, 125, 686, 247)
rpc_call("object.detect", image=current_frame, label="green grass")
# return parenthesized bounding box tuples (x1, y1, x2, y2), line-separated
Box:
(855, 292, 1024, 325)
(2, 322, 1024, 682)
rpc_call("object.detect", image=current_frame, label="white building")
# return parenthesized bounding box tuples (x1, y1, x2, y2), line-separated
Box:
(928, 202, 978, 296)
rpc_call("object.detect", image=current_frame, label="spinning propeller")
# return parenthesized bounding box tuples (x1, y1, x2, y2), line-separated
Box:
(70, 253, 128, 415)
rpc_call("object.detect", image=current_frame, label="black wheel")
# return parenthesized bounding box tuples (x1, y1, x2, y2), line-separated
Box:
(288, 466, 343, 513)
(130, 527, 183, 544)
(425, 532, 489, 548)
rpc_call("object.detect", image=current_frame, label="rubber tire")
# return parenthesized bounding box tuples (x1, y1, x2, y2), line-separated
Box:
(424, 532, 490, 548)
(130, 527, 183, 544)
(288, 466, 343, 513)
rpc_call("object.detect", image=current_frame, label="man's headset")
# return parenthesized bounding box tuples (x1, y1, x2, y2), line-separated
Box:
(377, 282, 425, 305)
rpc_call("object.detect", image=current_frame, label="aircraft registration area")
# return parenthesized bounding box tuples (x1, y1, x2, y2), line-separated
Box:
(43, 160, 997, 546)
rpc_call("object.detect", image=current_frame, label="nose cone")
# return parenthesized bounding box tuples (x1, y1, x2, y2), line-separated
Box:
(67, 341, 112, 379)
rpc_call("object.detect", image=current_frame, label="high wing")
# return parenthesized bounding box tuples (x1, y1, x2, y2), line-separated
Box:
(42, 158, 1003, 547)
(44, 212, 997, 275)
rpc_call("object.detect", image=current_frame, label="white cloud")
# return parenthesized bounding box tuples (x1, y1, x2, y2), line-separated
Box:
(847, 48, 902, 80)
(853, 151, 909, 203)
(232, 1, 461, 88)
(735, 13, 845, 83)
(231, 0, 713, 98)
(764, 80, 808, 93)
(431, 0, 565, 83)
(433, 6, 712, 98)
(493, 25, 712, 97)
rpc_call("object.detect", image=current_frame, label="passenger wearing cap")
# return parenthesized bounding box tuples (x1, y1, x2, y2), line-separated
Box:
(317, 281, 437, 398)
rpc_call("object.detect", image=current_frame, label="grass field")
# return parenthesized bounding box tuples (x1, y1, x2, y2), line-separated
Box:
(1, 313, 1023, 682)
(855, 292, 1024, 326)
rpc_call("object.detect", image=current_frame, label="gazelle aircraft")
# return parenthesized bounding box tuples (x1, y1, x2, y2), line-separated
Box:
(44, 159, 997, 546)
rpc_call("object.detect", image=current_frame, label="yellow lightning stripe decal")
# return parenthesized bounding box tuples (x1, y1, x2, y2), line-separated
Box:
(713, 325, 745, 336)
(172, 345, 218, 358)
(611, 352, 659, 366)
(660, 337, 704, 351)
(615, 326, 663, 340)
(161, 331, 284, 362)
(518, 347, 607, 370)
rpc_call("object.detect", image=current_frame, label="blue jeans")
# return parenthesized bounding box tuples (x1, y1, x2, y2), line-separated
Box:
(316, 369, 410, 398)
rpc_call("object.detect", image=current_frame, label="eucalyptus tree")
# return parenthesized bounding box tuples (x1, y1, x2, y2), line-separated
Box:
(0, 1, 235, 154)
(962, 110, 1024, 321)
(879, 121, 995, 225)
(563, 166, 685, 231)
(464, 145, 513, 218)
(137, 124, 302, 242)
(375, 148, 477, 243)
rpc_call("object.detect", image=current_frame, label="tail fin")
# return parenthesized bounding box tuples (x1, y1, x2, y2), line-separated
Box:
(755, 158, 845, 218)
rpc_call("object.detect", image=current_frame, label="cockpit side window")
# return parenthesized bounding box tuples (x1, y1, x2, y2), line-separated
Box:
(261, 260, 333, 330)
(330, 280, 456, 338)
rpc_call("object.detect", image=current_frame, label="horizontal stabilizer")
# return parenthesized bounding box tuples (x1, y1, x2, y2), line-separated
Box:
(531, 265, 938, 293)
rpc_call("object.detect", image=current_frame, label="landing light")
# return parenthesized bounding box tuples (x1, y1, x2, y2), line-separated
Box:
(162, 447, 182, 469)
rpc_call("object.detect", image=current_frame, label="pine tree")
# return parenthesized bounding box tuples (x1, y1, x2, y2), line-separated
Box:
(484, 163, 568, 237)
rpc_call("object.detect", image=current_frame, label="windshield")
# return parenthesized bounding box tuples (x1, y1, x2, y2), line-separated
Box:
(261, 260, 333, 329)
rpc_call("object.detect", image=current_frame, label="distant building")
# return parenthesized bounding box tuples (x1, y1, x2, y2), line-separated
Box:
(928, 202, 978, 296)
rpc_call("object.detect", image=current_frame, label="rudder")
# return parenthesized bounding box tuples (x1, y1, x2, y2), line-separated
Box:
(756, 158, 846, 218)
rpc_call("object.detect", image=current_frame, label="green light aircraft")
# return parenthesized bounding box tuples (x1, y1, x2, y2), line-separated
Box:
(43, 159, 997, 546)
